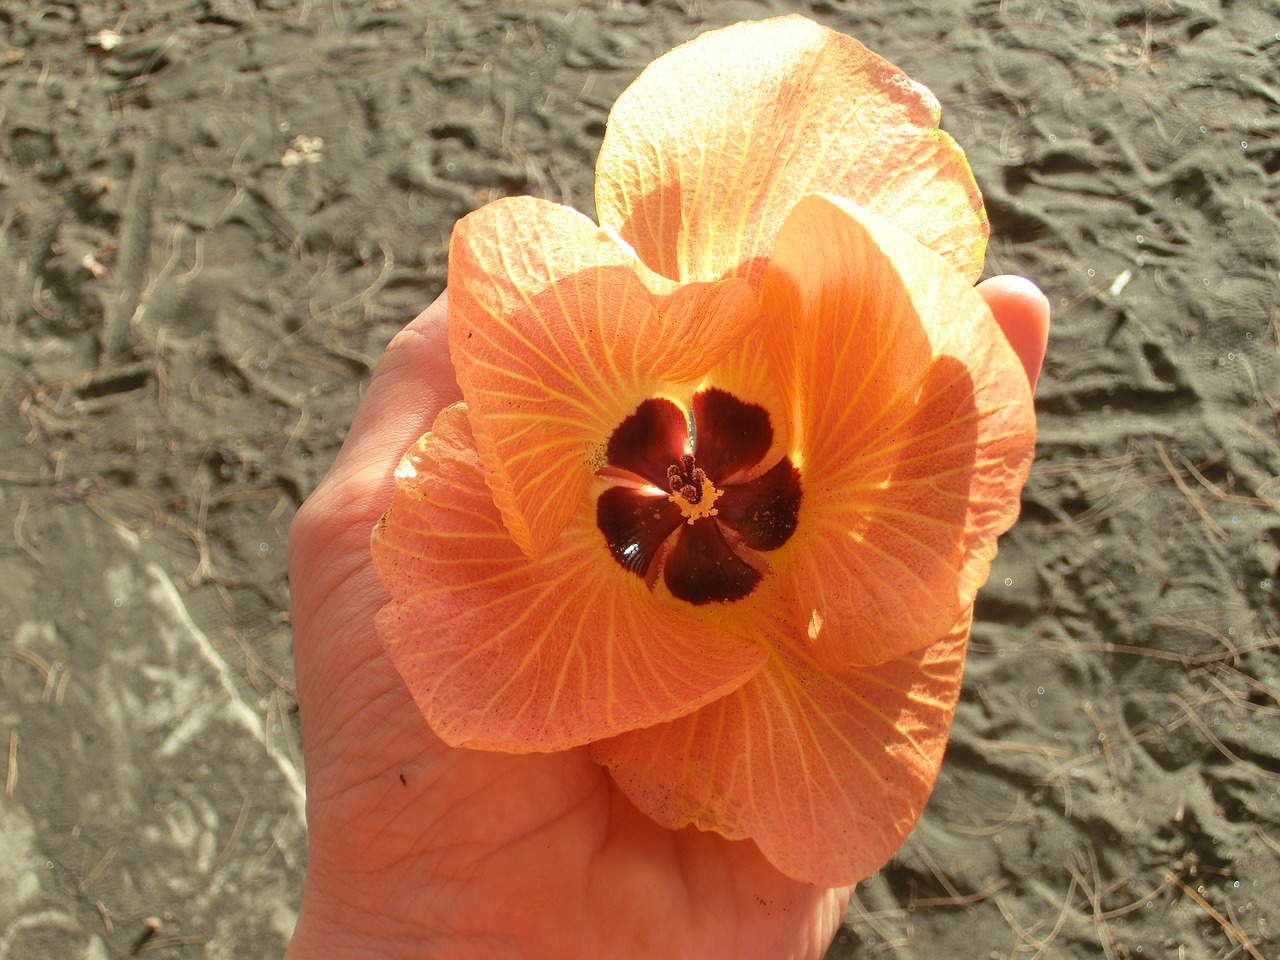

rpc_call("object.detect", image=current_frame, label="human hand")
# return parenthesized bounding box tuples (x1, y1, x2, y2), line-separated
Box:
(284, 277, 1048, 960)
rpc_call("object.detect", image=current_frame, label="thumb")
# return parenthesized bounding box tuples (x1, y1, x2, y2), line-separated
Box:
(977, 275, 1050, 391)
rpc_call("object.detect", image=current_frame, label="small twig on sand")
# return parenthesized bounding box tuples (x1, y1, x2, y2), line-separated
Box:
(1168, 693, 1280, 782)
(1024, 873, 1078, 960)
(1178, 453, 1279, 511)
(995, 895, 1049, 955)
(910, 878, 1008, 909)
(1067, 847, 1118, 960)
(844, 888, 909, 952)
(211, 795, 252, 876)
(78, 847, 116, 892)
(1097, 870, 1180, 920)
(101, 135, 158, 360)
(1154, 442, 1227, 539)
(1, 647, 52, 684)
(5, 731, 16, 798)
(914, 844, 979, 915)
(12, 497, 45, 565)
(1166, 871, 1266, 960)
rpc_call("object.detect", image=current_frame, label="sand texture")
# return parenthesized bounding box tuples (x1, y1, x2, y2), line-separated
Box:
(1, 0, 1277, 957)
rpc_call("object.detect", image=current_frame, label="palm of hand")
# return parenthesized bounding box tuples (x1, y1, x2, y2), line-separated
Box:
(286, 281, 1047, 959)
(288, 575, 846, 958)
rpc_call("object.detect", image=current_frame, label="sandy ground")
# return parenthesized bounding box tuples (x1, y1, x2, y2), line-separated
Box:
(1, 1, 1277, 957)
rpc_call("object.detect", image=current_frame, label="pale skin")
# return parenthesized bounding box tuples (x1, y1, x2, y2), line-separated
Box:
(285, 276, 1050, 960)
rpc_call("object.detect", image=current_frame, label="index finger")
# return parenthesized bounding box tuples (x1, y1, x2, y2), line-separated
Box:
(976, 275, 1050, 391)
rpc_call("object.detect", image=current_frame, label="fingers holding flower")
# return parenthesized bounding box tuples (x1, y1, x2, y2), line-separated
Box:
(371, 14, 1039, 888)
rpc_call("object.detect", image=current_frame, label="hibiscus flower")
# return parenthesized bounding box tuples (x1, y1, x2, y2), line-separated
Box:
(371, 15, 1036, 887)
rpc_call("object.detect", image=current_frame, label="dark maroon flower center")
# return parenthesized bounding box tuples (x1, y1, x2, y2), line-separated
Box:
(596, 388, 802, 605)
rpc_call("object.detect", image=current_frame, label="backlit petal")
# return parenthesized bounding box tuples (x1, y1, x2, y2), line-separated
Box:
(596, 15, 987, 287)
(593, 610, 971, 886)
(449, 196, 761, 558)
(761, 195, 1035, 667)
(373, 404, 767, 751)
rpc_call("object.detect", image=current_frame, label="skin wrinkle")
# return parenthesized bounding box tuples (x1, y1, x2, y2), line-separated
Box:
(294, 289, 1034, 952)
(302, 299, 890, 957)
(303, 652, 410, 806)
(289, 531, 375, 632)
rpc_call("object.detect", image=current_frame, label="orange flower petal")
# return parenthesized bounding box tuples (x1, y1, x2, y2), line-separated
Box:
(756, 194, 1035, 668)
(592, 610, 971, 886)
(595, 15, 987, 287)
(372, 404, 767, 751)
(449, 196, 762, 558)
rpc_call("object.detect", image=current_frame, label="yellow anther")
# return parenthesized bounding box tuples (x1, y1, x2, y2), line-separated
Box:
(669, 476, 723, 524)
